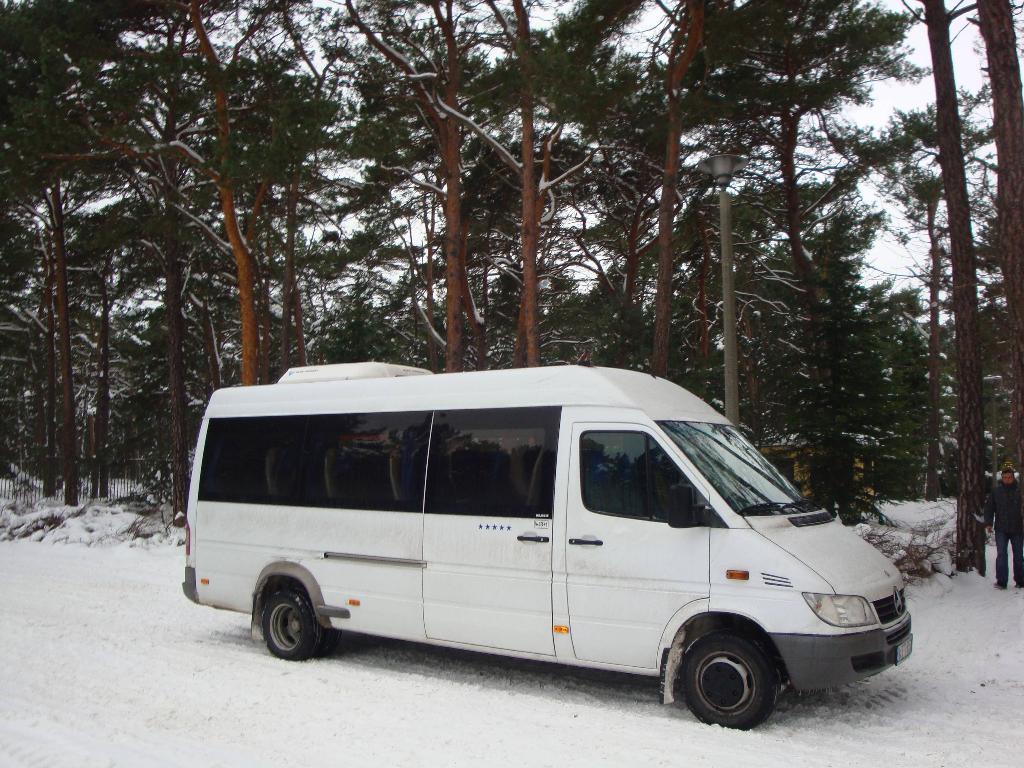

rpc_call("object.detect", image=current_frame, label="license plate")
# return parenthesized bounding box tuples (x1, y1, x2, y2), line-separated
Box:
(895, 636, 913, 664)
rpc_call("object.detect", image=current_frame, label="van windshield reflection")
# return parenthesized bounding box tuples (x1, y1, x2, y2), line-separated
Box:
(658, 421, 813, 516)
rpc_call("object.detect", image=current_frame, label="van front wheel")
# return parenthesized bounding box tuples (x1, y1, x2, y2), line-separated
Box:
(315, 627, 343, 657)
(679, 632, 778, 729)
(262, 590, 322, 661)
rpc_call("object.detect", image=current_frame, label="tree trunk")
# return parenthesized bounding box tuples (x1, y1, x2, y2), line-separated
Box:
(440, 9, 466, 373)
(247, 201, 272, 386)
(780, 113, 816, 289)
(480, 261, 489, 365)
(740, 314, 761, 440)
(258, 267, 272, 385)
(221, 189, 261, 385)
(922, 0, 986, 573)
(442, 170, 465, 371)
(458, 221, 487, 368)
(652, 97, 683, 378)
(292, 283, 307, 366)
(41, 241, 58, 498)
(280, 173, 300, 374)
(623, 210, 642, 310)
(925, 204, 942, 501)
(425, 198, 439, 372)
(348, 0, 466, 370)
(197, 301, 220, 397)
(977, 0, 1024, 482)
(87, 414, 97, 499)
(513, 0, 541, 368)
(164, 191, 189, 523)
(696, 209, 713, 360)
(190, 0, 260, 386)
(616, 207, 649, 367)
(196, 296, 222, 395)
(651, 0, 705, 377)
(441, 128, 465, 372)
(95, 255, 111, 498)
(49, 180, 78, 506)
(513, 300, 529, 368)
(30, 343, 46, 492)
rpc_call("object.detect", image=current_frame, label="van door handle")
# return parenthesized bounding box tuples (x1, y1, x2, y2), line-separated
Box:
(569, 538, 603, 546)
(517, 534, 550, 543)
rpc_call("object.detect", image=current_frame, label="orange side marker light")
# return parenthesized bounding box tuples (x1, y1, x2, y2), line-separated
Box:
(553, 625, 570, 634)
(200, 578, 210, 585)
(347, 598, 361, 607)
(725, 570, 750, 581)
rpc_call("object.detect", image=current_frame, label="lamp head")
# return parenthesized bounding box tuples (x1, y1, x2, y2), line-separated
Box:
(698, 154, 749, 188)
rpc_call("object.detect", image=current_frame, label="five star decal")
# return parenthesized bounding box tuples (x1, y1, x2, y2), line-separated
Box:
(478, 524, 511, 531)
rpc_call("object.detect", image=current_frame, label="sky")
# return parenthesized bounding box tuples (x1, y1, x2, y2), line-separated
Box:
(851, 0, 990, 289)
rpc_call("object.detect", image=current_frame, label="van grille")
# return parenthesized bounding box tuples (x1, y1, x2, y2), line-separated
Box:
(872, 589, 907, 624)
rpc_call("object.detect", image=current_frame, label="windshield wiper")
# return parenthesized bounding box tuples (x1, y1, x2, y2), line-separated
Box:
(738, 501, 788, 516)
(738, 499, 816, 517)
(787, 498, 821, 513)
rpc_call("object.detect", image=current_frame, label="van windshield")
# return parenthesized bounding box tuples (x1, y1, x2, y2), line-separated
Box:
(658, 421, 812, 516)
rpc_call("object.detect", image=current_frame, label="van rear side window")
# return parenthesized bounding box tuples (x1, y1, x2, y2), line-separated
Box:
(198, 416, 307, 505)
(303, 412, 431, 512)
(426, 407, 560, 518)
(198, 408, 558, 515)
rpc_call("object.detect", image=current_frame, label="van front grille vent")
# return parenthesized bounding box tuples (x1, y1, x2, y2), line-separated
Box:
(789, 510, 834, 527)
(885, 619, 911, 646)
(761, 573, 793, 588)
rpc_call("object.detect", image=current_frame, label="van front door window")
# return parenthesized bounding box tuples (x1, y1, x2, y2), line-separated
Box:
(580, 431, 688, 522)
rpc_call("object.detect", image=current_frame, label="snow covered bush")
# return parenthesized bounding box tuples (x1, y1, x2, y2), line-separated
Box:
(0, 499, 183, 547)
(854, 500, 956, 583)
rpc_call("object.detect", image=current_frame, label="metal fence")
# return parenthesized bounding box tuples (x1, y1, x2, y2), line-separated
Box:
(0, 460, 164, 506)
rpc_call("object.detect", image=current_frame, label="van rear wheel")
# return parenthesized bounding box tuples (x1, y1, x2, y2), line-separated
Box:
(262, 590, 322, 661)
(679, 632, 778, 729)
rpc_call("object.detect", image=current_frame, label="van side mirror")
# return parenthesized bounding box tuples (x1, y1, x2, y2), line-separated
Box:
(668, 485, 709, 529)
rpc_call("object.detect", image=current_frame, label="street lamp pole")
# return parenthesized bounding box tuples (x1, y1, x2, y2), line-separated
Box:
(698, 154, 748, 425)
(719, 186, 740, 425)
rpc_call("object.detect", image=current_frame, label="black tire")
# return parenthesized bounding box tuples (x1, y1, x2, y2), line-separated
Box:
(315, 627, 343, 658)
(261, 589, 322, 661)
(679, 632, 779, 730)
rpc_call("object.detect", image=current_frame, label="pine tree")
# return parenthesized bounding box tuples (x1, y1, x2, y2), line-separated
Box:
(912, 0, 986, 571)
(790, 206, 928, 520)
(977, 0, 1024, 491)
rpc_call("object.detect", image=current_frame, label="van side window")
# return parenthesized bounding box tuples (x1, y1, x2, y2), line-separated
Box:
(304, 412, 431, 512)
(199, 416, 307, 504)
(426, 407, 560, 518)
(580, 431, 687, 522)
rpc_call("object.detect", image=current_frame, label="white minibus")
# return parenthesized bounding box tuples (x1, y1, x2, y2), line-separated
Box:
(183, 363, 911, 729)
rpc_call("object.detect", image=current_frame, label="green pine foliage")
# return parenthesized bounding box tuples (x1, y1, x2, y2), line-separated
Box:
(0, 0, 1001, 516)
(788, 209, 929, 521)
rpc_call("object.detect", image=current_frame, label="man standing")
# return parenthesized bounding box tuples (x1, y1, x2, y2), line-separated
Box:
(984, 465, 1024, 589)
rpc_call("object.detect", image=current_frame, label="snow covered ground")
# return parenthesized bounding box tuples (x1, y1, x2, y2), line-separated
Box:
(1, 500, 1023, 767)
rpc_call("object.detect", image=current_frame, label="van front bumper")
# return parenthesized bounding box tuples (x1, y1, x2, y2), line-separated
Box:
(770, 615, 912, 691)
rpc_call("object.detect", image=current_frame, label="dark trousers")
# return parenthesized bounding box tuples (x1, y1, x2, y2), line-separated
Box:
(994, 530, 1024, 587)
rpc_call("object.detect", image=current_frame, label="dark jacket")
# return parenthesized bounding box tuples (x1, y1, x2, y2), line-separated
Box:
(984, 480, 1023, 534)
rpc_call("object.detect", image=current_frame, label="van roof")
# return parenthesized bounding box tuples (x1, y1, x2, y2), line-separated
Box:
(204, 365, 728, 424)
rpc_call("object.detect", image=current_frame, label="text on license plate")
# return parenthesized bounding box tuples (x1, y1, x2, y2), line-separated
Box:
(895, 636, 913, 664)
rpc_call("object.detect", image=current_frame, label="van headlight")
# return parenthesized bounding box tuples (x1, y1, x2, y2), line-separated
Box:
(802, 593, 877, 628)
